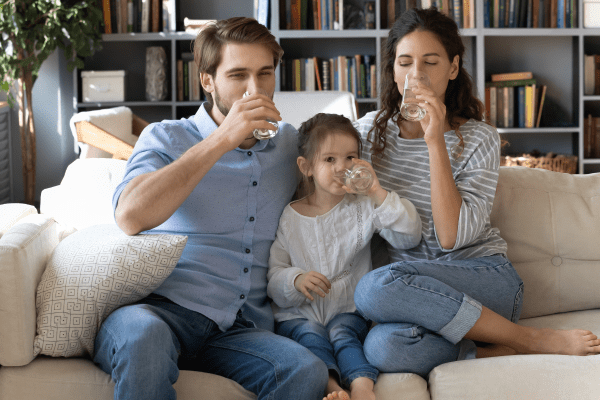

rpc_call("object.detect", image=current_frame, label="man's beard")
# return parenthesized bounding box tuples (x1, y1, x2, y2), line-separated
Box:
(213, 87, 231, 117)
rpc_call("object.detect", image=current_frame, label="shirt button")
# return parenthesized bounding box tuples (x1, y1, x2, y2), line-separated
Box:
(245, 248, 251, 253)
(252, 181, 258, 186)
(249, 216, 255, 222)
(244, 268, 249, 273)
(247, 151, 252, 156)
(240, 294, 245, 299)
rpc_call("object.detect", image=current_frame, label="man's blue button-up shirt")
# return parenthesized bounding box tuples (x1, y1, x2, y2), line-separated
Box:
(113, 104, 299, 332)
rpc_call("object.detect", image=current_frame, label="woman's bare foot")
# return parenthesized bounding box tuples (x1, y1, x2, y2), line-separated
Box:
(518, 328, 600, 356)
(323, 375, 349, 400)
(349, 377, 375, 400)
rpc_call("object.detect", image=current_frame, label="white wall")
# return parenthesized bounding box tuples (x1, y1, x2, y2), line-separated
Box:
(6, 48, 77, 203)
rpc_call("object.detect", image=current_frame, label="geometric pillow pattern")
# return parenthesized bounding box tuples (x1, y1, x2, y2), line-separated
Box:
(33, 224, 187, 358)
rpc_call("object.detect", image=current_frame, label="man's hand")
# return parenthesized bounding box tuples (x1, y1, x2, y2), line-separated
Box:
(214, 92, 282, 151)
(294, 271, 332, 301)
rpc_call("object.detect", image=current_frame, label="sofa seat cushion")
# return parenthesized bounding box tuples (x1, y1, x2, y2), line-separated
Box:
(0, 356, 255, 400)
(428, 309, 600, 400)
(491, 167, 600, 319)
(0, 357, 430, 400)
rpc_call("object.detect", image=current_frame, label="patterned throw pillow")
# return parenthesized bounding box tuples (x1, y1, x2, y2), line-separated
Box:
(33, 224, 187, 358)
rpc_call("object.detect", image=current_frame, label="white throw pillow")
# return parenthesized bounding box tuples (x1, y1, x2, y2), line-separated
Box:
(33, 224, 187, 358)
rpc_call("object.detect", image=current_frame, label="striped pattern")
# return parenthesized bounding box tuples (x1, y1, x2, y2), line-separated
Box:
(354, 112, 507, 262)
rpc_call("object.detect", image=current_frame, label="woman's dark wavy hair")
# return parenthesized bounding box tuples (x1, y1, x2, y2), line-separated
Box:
(369, 7, 485, 162)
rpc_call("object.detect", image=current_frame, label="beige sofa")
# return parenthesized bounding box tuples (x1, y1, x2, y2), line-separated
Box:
(1, 159, 600, 399)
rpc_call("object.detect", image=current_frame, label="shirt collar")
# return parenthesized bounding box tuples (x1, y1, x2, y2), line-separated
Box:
(193, 103, 271, 152)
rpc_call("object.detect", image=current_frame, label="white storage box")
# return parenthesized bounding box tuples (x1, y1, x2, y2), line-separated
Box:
(584, 0, 600, 27)
(81, 70, 126, 102)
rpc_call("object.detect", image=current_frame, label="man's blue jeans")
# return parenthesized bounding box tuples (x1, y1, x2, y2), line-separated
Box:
(354, 255, 524, 377)
(93, 294, 328, 400)
(276, 312, 379, 389)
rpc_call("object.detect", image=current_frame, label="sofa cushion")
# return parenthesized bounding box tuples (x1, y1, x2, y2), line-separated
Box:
(33, 224, 187, 358)
(0, 214, 59, 366)
(40, 158, 127, 230)
(0, 203, 37, 238)
(491, 167, 600, 318)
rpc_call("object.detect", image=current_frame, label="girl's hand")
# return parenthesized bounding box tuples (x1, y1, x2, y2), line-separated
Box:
(346, 159, 389, 207)
(294, 271, 331, 301)
(412, 83, 447, 145)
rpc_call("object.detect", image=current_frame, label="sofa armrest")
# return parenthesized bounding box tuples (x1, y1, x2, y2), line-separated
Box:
(0, 214, 59, 366)
(0, 203, 37, 237)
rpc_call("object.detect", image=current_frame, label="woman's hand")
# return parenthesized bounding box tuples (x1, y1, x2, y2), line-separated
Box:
(294, 271, 331, 301)
(412, 82, 447, 146)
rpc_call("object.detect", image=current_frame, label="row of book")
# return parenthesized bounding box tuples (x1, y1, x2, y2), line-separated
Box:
(176, 53, 203, 102)
(483, 0, 577, 28)
(280, 55, 377, 99)
(584, 115, 600, 158)
(397, 0, 476, 29)
(101, 0, 176, 34)
(279, 0, 353, 30)
(584, 54, 600, 96)
(484, 72, 547, 128)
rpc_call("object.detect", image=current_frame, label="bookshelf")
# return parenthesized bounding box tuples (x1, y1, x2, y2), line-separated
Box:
(74, 0, 600, 174)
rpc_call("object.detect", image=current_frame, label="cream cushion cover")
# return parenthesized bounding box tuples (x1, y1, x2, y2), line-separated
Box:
(33, 224, 187, 358)
(491, 167, 600, 319)
(0, 203, 37, 238)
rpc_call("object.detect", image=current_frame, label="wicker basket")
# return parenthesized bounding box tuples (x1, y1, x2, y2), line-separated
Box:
(500, 153, 578, 174)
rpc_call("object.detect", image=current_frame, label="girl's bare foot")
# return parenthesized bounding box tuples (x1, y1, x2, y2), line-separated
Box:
(520, 328, 600, 356)
(324, 375, 349, 400)
(349, 377, 375, 400)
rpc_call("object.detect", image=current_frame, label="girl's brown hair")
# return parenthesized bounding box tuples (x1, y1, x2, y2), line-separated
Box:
(370, 7, 486, 162)
(296, 113, 362, 198)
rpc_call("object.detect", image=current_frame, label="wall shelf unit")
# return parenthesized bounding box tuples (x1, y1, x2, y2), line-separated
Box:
(73, 0, 600, 173)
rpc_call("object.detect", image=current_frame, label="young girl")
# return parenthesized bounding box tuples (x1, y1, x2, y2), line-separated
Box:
(267, 113, 422, 400)
(352, 6, 600, 378)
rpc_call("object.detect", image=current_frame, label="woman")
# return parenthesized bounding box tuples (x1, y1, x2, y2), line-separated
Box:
(353, 7, 600, 377)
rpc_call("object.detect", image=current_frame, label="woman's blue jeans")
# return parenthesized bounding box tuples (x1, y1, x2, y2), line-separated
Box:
(354, 255, 524, 378)
(93, 294, 328, 400)
(276, 312, 378, 388)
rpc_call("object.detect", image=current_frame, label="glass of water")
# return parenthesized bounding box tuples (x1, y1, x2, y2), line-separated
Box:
(400, 71, 431, 122)
(334, 165, 374, 195)
(243, 90, 279, 140)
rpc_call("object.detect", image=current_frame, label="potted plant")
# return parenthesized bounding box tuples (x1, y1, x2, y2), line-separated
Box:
(0, 0, 103, 204)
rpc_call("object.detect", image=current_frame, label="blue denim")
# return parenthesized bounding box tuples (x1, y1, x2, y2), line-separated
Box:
(93, 294, 328, 400)
(354, 255, 524, 378)
(276, 312, 379, 389)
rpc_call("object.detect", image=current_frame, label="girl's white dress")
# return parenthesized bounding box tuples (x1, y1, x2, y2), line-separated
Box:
(267, 192, 422, 326)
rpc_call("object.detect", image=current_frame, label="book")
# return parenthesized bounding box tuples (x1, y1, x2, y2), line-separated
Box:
(490, 86, 497, 126)
(152, 0, 160, 32)
(503, 86, 510, 128)
(585, 55, 595, 95)
(486, 78, 537, 88)
(370, 63, 376, 98)
(177, 60, 183, 101)
(517, 86, 525, 127)
(257, 0, 269, 27)
(127, 0, 134, 32)
(533, 0, 540, 26)
(496, 86, 504, 128)
(121, 0, 128, 32)
(162, 0, 176, 32)
(535, 84, 547, 127)
(365, 1, 375, 29)
(491, 71, 534, 82)
(103, 0, 112, 33)
(525, 85, 534, 127)
(322, 59, 331, 90)
(585, 114, 592, 158)
(507, 86, 514, 128)
(485, 87, 491, 122)
(453, 0, 463, 28)
(141, 0, 149, 32)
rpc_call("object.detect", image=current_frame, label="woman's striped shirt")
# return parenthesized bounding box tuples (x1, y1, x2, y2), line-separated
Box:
(354, 112, 507, 262)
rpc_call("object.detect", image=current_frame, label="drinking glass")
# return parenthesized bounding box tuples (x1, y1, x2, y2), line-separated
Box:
(334, 165, 374, 195)
(400, 71, 431, 122)
(243, 90, 279, 140)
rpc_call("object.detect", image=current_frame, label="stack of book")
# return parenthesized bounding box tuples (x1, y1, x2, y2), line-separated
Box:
(177, 53, 203, 102)
(101, 0, 177, 34)
(584, 115, 600, 159)
(483, 0, 577, 28)
(280, 55, 376, 99)
(485, 71, 547, 128)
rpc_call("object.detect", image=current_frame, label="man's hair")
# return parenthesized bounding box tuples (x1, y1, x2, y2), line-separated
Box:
(194, 17, 284, 106)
